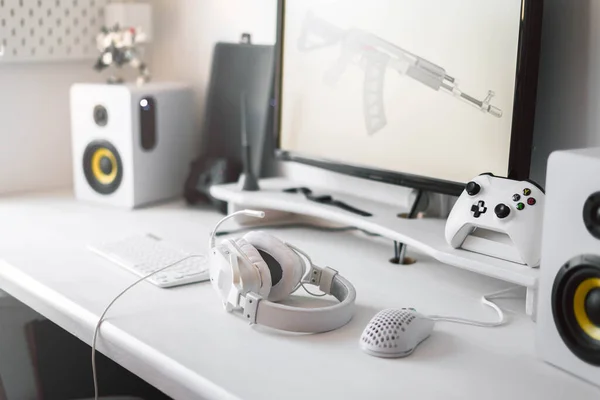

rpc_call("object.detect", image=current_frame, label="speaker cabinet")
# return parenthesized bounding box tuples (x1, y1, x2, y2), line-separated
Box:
(537, 148, 600, 387)
(70, 83, 198, 208)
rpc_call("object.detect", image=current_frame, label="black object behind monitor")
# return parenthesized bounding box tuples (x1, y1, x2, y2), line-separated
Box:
(185, 41, 275, 209)
(202, 41, 275, 178)
(274, 0, 544, 195)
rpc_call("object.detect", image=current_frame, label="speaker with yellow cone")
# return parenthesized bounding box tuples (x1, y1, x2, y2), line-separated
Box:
(83, 141, 123, 195)
(70, 83, 198, 208)
(537, 148, 600, 388)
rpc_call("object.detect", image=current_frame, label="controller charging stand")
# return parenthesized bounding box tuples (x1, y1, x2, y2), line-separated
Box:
(211, 177, 540, 317)
(446, 174, 545, 268)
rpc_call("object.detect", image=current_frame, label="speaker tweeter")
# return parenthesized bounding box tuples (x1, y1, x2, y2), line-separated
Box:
(583, 192, 600, 240)
(93, 105, 108, 127)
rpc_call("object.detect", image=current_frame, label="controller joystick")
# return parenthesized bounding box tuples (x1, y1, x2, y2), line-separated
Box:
(466, 181, 481, 196)
(494, 203, 511, 219)
(445, 174, 545, 267)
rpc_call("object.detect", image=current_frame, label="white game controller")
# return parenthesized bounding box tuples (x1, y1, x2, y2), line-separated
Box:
(445, 173, 545, 267)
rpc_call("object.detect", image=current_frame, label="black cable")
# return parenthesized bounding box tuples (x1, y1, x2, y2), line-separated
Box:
(407, 190, 424, 219)
(283, 187, 372, 217)
(215, 222, 381, 237)
(393, 190, 423, 264)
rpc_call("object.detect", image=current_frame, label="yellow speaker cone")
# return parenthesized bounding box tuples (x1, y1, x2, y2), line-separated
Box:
(83, 141, 122, 195)
(91, 148, 118, 185)
(573, 277, 600, 341)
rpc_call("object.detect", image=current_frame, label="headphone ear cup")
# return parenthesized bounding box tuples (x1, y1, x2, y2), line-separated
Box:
(235, 238, 272, 298)
(243, 231, 306, 302)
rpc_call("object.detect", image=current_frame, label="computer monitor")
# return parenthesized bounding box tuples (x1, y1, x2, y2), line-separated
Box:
(274, 0, 543, 195)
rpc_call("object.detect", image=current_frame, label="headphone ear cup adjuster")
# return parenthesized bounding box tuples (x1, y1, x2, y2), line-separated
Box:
(228, 238, 271, 298)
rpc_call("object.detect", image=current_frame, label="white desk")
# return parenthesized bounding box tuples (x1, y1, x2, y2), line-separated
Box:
(0, 191, 597, 400)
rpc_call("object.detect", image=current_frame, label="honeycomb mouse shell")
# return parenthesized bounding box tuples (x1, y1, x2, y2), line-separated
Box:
(359, 308, 434, 358)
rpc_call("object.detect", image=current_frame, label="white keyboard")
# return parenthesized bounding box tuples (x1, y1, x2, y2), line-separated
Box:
(89, 234, 209, 288)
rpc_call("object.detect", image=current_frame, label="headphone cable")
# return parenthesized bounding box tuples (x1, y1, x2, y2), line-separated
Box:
(91, 255, 206, 400)
(216, 223, 380, 237)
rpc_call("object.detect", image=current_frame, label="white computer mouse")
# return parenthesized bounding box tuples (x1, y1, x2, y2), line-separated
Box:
(359, 308, 435, 358)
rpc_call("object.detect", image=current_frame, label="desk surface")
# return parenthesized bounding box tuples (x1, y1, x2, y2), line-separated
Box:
(0, 192, 597, 400)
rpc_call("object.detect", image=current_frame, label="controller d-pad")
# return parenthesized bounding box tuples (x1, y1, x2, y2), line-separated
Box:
(471, 200, 487, 218)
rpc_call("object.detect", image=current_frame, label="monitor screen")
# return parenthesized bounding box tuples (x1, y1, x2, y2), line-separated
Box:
(276, 0, 542, 195)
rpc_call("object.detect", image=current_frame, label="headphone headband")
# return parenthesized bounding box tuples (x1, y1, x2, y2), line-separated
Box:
(242, 265, 356, 333)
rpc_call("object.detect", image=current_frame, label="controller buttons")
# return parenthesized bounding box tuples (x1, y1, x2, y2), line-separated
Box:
(471, 200, 487, 218)
(516, 202, 525, 211)
(523, 188, 532, 196)
(512, 194, 521, 202)
(495, 203, 511, 219)
(466, 181, 481, 196)
(527, 197, 536, 206)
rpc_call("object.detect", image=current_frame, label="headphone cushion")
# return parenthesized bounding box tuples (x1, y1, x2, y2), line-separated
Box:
(243, 231, 305, 302)
(235, 238, 272, 298)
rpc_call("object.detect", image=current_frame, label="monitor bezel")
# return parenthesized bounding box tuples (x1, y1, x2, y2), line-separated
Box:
(273, 0, 544, 196)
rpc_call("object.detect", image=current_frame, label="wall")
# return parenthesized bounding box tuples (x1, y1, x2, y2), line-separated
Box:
(149, 0, 278, 150)
(530, 0, 600, 185)
(0, 63, 103, 195)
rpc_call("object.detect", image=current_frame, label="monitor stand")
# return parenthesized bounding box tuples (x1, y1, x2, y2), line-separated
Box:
(210, 177, 539, 317)
(390, 189, 425, 265)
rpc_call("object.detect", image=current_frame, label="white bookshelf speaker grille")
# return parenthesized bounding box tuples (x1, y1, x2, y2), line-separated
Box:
(0, 0, 107, 63)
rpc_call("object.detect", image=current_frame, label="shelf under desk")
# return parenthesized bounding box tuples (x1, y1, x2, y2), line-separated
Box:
(0, 191, 597, 400)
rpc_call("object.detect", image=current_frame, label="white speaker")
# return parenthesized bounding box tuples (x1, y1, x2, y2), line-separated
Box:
(536, 148, 600, 387)
(70, 82, 198, 208)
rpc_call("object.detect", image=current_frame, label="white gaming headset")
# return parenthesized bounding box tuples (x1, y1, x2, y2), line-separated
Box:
(208, 210, 357, 333)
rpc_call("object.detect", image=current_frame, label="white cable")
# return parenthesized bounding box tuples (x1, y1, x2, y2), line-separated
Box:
(91, 255, 206, 400)
(94, 209, 265, 399)
(209, 209, 264, 249)
(426, 286, 522, 328)
(286, 243, 328, 297)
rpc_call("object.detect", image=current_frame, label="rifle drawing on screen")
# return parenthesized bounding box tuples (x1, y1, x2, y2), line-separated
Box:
(298, 12, 503, 135)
